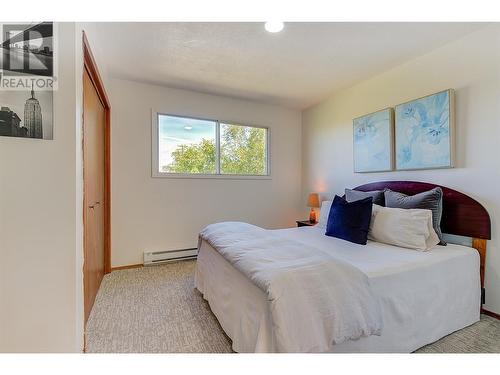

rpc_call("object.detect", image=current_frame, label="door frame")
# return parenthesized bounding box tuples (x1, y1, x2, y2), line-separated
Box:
(83, 31, 111, 275)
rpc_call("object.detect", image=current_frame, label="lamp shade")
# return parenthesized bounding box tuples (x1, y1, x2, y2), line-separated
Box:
(307, 193, 320, 208)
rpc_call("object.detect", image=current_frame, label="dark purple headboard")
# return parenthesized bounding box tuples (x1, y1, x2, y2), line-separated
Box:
(354, 181, 491, 240)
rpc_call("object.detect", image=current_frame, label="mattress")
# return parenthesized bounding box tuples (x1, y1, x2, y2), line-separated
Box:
(195, 226, 481, 353)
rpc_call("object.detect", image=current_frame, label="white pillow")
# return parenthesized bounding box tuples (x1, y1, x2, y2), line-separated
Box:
(368, 204, 439, 251)
(317, 200, 333, 229)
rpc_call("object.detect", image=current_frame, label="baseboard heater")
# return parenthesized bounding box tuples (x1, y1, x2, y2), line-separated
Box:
(143, 248, 198, 266)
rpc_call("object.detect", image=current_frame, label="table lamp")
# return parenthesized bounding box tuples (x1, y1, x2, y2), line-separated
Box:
(307, 193, 320, 223)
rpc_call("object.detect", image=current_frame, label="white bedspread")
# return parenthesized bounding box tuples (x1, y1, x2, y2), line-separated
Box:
(196, 226, 480, 352)
(199, 222, 383, 352)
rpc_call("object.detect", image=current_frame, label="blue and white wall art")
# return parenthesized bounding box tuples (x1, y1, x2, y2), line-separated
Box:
(353, 108, 394, 173)
(395, 89, 454, 170)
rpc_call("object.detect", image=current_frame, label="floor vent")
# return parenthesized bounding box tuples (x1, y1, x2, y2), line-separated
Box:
(143, 248, 197, 266)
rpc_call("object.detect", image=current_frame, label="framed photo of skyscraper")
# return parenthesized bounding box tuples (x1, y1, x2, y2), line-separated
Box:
(0, 88, 53, 140)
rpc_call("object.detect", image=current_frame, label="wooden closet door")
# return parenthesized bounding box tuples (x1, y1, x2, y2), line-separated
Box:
(83, 68, 106, 325)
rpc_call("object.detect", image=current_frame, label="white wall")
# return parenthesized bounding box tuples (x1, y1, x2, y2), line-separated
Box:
(110, 79, 302, 267)
(302, 24, 500, 314)
(0, 22, 111, 353)
(0, 23, 80, 352)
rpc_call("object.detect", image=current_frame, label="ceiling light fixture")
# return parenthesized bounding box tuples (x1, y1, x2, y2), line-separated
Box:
(184, 126, 193, 130)
(265, 21, 284, 33)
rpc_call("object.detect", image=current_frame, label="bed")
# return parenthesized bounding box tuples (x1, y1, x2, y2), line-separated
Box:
(194, 181, 491, 353)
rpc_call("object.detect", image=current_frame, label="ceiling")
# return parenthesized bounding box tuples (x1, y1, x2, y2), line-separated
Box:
(94, 22, 486, 109)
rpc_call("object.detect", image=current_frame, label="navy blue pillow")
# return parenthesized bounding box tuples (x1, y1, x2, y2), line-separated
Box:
(325, 195, 373, 245)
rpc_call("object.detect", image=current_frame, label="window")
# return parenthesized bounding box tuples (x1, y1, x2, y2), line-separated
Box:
(153, 113, 269, 178)
(220, 123, 268, 175)
(157, 115, 217, 174)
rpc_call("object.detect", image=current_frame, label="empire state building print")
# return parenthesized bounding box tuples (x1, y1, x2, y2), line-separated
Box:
(24, 88, 43, 139)
(0, 88, 53, 140)
(0, 21, 55, 140)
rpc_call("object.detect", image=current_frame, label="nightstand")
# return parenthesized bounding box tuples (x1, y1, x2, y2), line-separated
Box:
(296, 220, 317, 227)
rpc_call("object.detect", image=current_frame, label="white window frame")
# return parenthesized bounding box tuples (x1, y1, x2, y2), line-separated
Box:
(152, 110, 271, 179)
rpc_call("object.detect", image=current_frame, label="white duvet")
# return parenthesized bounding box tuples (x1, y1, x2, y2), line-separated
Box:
(199, 221, 383, 352)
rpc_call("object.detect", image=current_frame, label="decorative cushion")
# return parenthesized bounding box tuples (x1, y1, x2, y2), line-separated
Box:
(325, 195, 373, 245)
(384, 187, 446, 245)
(369, 204, 440, 251)
(317, 200, 333, 229)
(345, 188, 385, 206)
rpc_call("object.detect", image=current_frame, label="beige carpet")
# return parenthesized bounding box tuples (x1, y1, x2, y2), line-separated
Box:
(85, 260, 500, 353)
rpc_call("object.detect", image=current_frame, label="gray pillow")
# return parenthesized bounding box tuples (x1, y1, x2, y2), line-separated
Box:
(384, 187, 446, 245)
(345, 188, 385, 206)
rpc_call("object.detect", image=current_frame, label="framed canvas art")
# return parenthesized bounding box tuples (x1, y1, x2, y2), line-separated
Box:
(395, 89, 455, 170)
(353, 108, 394, 173)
